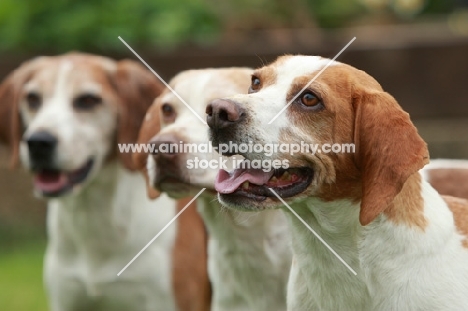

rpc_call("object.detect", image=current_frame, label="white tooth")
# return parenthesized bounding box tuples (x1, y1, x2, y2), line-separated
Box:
(270, 176, 278, 183)
(242, 181, 250, 189)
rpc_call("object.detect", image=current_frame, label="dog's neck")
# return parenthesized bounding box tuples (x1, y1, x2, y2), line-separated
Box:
(284, 197, 371, 310)
(198, 194, 288, 238)
(47, 161, 142, 255)
(55, 160, 127, 212)
(197, 194, 291, 311)
(284, 172, 458, 310)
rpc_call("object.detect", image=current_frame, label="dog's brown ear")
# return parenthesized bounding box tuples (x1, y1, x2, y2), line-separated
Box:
(0, 72, 21, 168)
(0, 58, 44, 169)
(111, 59, 164, 171)
(354, 90, 429, 226)
(133, 99, 162, 199)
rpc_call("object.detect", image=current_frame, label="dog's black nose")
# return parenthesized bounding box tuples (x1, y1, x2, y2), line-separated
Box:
(27, 131, 58, 167)
(206, 99, 244, 129)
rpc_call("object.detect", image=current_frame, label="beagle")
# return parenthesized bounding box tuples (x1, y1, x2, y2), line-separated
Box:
(207, 55, 468, 310)
(0, 53, 210, 311)
(135, 68, 292, 311)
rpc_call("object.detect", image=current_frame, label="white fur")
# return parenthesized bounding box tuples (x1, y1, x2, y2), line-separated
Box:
(285, 199, 369, 311)
(19, 59, 179, 311)
(45, 165, 177, 311)
(199, 196, 292, 311)
(285, 180, 468, 311)
(358, 179, 468, 311)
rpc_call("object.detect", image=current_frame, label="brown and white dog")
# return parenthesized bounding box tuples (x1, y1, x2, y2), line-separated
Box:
(207, 55, 468, 310)
(136, 68, 292, 311)
(0, 53, 209, 311)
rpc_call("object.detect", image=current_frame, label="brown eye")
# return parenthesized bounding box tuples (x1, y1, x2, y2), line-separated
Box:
(249, 76, 261, 93)
(26, 92, 41, 110)
(161, 103, 175, 121)
(300, 92, 321, 108)
(74, 94, 102, 110)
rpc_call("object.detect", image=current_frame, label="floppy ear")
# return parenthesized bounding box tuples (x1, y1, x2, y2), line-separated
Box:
(111, 59, 164, 171)
(0, 58, 43, 169)
(0, 72, 21, 168)
(133, 99, 162, 199)
(354, 90, 429, 226)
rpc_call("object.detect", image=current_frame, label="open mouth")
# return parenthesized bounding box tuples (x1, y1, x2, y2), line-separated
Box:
(33, 159, 94, 197)
(215, 166, 313, 201)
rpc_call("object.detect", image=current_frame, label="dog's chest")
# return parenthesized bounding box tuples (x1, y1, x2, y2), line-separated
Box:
(198, 200, 291, 311)
(45, 169, 178, 310)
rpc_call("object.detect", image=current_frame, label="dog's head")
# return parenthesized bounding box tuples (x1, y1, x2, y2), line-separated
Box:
(0, 53, 162, 197)
(134, 68, 252, 199)
(208, 55, 429, 225)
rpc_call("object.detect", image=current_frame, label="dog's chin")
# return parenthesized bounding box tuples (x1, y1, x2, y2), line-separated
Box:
(155, 175, 216, 199)
(157, 179, 192, 199)
(216, 166, 314, 211)
(32, 158, 95, 198)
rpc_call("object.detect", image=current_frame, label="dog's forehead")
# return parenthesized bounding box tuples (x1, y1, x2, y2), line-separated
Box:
(161, 68, 251, 107)
(264, 55, 339, 87)
(24, 55, 115, 93)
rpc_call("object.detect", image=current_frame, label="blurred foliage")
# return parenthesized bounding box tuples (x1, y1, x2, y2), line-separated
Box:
(0, 240, 47, 311)
(0, 0, 221, 53)
(0, 0, 462, 53)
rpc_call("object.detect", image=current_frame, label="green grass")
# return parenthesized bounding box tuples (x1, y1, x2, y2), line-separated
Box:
(0, 240, 48, 311)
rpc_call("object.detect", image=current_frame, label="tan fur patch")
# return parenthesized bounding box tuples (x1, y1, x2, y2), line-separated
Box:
(0, 56, 50, 168)
(109, 59, 164, 171)
(133, 99, 160, 170)
(172, 198, 211, 311)
(279, 68, 363, 203)
(442, 195, 468, 248)
(384, 173, 427, 230)
(254, 66, 277, 89)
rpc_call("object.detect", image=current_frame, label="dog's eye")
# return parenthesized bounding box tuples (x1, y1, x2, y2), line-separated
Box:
(26, 92, 42, 110)
(74, 94, 102, 110)
(300, 92, 321, 108)
(249, 76, 261, 93)
(161, 103, 176, 121)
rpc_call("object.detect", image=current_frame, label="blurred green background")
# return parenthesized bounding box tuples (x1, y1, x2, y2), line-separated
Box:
(0, 0, 465, 54)
(0, 0, 467, 310)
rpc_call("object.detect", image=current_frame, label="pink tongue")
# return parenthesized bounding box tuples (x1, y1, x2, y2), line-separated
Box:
(215, 168, 274, 194)
(34, 171, 68, 193)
